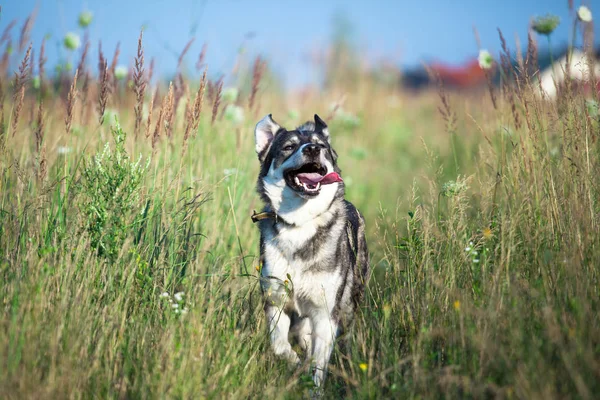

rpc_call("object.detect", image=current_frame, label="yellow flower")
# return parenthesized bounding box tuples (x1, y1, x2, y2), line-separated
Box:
(382, 304, 391, 320)
(359, 363, 368, 372)
(453, 300, 461, 311)
(255, 264, 261, 272)
(483, 227, 493, 239)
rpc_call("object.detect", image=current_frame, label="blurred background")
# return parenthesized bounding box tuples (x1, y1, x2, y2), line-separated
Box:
(5, 0, 599, 89)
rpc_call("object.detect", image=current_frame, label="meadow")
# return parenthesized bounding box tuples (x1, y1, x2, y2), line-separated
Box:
(1, 6, 600, 399)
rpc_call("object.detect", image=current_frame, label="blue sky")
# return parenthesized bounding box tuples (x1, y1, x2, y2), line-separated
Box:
(4, 0, 598, 87)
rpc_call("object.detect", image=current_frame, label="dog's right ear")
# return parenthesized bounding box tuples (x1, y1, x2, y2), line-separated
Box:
(255, 114, 281, 160)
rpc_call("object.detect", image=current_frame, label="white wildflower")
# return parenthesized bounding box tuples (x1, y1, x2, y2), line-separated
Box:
(174, 292, 185, 302)
(57, 146, 72, 155)
(172, 303, 179, 309)
(221, 87, 239, 102)
(114, 65, 128, 80)
(159, 292, 170, 299)
(577, 6, 592, 23)
(478, 49, 494, 70)
(224, 104, 245, 126)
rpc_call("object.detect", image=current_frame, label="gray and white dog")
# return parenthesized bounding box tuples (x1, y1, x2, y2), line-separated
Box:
(252, 114, 370, 387)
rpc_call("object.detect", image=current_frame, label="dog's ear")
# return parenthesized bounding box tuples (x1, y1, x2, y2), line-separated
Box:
(255, 114, 281, 159)
(314, 114, 330, 143)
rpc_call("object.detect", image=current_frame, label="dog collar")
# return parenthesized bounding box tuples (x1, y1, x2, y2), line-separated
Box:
(251, 210, 278, 223)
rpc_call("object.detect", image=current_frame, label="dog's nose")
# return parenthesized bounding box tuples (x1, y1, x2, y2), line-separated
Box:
(302, 144, 322, 157)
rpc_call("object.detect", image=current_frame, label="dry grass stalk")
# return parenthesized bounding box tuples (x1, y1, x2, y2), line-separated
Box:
(211, 77, 223, 126)
(109, 42, 121, 92)
(0, 40, 11, 75)
(11, 44, 32, 137)
(525, 30, 538, 79)
(177, 38, 195, 70)
(152, 88, 170, 152)
(0, 19, 16, 45)
(38, 37, 46, 84)
(97, 59, 110, 125)
(133, 31, 146, 139)
(163, 82, 175, 137)
(145, 91, 155, 139)
(148, 57, 155, 83)
(248, 56, 265, 111)
(79, 71, 91, 124)
(182, 68, 207, 154)
(196, 43, 207, 71)
(174, 73, 187, 120)
(0, 79, 4, 150)
(498, 29, 521, 129)
(98, 40, 105, 77)
(65, 69, 79, 135)
(109, 42, 121, 75)
(435, 72, 457, 134)
(76, 40, 90, 76)
(34, 99, 46, 182)
(18, 9, 37, 53)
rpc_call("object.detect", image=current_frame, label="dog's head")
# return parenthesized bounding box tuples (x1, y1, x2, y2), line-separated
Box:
(254, 114, 344, 223)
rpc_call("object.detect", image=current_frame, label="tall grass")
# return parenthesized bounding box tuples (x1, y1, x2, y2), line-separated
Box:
(1, 6, 600, 399)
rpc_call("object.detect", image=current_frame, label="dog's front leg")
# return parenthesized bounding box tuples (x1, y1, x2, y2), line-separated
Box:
(265, 305, 300, 364)
(310, 313, 338, 387)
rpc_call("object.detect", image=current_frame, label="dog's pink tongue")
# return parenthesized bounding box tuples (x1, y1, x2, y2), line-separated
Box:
(297, 172, 343, 185)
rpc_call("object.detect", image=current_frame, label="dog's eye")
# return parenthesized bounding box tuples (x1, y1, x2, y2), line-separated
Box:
(283, 144, 295, 151)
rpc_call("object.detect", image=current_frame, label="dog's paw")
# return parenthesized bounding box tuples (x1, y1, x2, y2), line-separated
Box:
(312, 366, 325, 388)
(273, 341, 301, 365)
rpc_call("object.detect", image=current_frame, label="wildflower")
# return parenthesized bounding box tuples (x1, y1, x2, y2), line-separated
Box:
(478, 49, 494, 70)
(223, 168, 238, 178)
(577, 6, 592, 23)
(359, 363, 368, 372)
(181, 307, 189, 315)
(441, 180, 467, 197)
(255, 264, 261, 272)
(64, 32, 81, 51)
(172, 303, 179, 309)
(114, 65, 128, 80)
(78, 11, 94, 28)
(159, 292, 170, 299)
(483, 227, 493, 239)
(531, 14, 560, 36)
(224, 104, 245, 125)
(453, 300, 461, 311)
(57, 146, 72, 155)
(221, 87, 239, 102)
(382, 304, 391, 320)
(174, 309, 180, 314)
(174, 292, 185, 302)
(473, 259, 480, 264)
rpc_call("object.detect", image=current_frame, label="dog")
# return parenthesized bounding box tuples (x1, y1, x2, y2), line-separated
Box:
(252, 114, 370, 387)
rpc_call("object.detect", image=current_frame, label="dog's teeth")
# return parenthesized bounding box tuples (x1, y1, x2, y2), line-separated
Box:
(295, 176, 300, 186)
(316, 182, 321, 190)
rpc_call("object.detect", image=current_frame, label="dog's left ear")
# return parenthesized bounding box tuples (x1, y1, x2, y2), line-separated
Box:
(314, 114, 330, 143)
(255, 114, 282, 160)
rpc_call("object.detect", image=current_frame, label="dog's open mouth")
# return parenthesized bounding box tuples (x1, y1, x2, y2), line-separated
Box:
(284, 163, 343, 196)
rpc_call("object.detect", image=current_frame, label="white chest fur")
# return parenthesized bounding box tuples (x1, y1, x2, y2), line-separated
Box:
(261, 216, 342, 316)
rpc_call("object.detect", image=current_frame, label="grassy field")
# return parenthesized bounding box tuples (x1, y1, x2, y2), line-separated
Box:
(1, 8, 600, 399)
